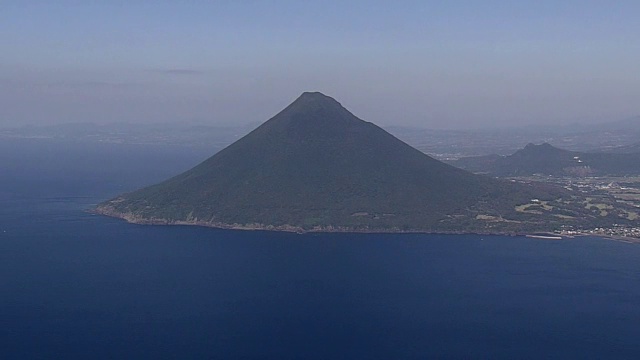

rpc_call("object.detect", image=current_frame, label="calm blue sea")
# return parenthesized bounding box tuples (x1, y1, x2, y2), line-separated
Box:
(1, 139, 640, 359)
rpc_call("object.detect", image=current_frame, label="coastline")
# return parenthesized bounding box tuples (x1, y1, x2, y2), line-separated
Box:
(525, 234, 563, 240)
(91, 206, 555, 238)
(91, 206, 640, 242)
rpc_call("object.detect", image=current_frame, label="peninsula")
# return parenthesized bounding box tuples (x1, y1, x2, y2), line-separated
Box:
(95, 92, 638, 234)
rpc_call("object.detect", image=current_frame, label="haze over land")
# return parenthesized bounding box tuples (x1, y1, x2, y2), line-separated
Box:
(3, 115, 640, 161)
(1, 1, 639, 129)
(5, 3, 640, 359)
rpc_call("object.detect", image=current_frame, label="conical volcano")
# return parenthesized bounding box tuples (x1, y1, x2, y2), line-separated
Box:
(96, 92, 573, 233)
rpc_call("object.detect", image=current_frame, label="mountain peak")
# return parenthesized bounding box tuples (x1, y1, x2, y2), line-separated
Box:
(289, 91, 343, 110)
(260, 92, 361, 134)
(521, 142, 563, 153)
(299, 91, 331, 99)
(524, 142, 552, 149)
(96, 92, 580, 234)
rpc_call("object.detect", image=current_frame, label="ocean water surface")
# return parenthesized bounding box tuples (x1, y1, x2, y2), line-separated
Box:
(1, 139, 640, 359)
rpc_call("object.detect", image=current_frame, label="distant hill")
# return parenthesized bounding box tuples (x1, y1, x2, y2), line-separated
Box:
(450, 143, 640, 177)
(96, 93, 636, 233)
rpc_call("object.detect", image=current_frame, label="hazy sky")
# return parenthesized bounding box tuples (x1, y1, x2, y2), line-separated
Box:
(1, 1, 639, 129)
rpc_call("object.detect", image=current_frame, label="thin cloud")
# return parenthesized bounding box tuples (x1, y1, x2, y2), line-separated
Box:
(0, 79, 141, 90)
(63, 81, 141, 88)
(159, 69, 205, 75)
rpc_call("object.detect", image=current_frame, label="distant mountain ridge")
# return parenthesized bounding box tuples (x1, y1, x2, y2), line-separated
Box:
(95, 93, 636, 233)
(450, 143, 640, 177)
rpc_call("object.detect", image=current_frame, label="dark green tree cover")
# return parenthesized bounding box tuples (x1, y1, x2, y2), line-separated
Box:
(96, 93, 625, 233)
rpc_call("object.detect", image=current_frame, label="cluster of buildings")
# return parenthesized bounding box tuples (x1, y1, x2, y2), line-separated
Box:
(560, 225, 640, 239)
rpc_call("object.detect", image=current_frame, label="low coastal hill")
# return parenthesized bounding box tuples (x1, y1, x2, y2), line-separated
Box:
(450, 143, 640, 177)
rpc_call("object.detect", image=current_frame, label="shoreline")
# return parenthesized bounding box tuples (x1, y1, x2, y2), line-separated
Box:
(91, 207, 640, 242)
(525, 234, 563, 240)
(90, 207, 553, 238)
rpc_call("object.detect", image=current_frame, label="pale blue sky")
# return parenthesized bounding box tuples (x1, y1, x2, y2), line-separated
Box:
(1, 1, 639, 128)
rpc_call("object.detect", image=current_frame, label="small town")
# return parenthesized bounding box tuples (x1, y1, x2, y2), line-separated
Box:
(560, 225, 640, 241)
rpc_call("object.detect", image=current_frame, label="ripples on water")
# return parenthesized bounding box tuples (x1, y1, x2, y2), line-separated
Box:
(1, 139, 639, 359)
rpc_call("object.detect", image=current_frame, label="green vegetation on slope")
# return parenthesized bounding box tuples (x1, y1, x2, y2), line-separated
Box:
(96, 93, 628, 233)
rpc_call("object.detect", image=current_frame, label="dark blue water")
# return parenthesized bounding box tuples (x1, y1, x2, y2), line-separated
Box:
(2, 139, 640, 359)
